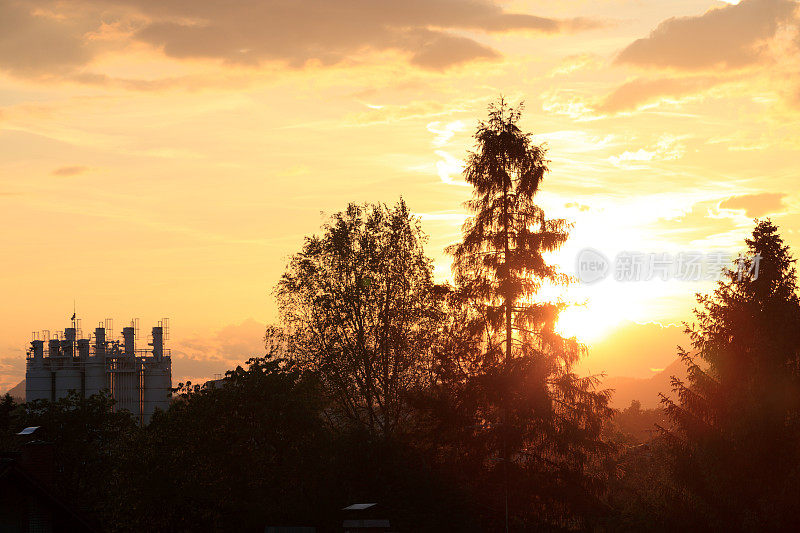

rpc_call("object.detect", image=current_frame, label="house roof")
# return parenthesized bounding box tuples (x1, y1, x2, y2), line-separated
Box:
(342, 503, 377, 511)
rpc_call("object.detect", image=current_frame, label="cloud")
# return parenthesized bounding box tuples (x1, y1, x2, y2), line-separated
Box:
(0, 349, 26, 396)
(0, 1, 94, 77)
(407, 29, 499, 70)
(0, 0, 602, 79)
(169, 319, 266, 384)
(52, 165, 91, 176)
(127, 0, 599, 70)
(426, 120, 465, 147)
(719, 192, 787, 217)
(616, 0, 799, 71)
(565, 202, 591, 212)
(599, 0, 800, 113)
(345, 100, 454, 126)
(548, 53, 602, 77)
(596, 75, 728, 113)
(607, 135, 686, 168)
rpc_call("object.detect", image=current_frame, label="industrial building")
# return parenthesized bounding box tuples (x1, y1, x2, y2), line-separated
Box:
(25, 318, 172, 424)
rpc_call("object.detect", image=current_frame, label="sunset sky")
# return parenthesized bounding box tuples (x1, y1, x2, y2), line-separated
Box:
(2, 0, 799, 392)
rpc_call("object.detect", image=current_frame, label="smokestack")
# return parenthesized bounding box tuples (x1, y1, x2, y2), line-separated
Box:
(94, 327, 106, 357)
(122, 327, 135, 357)
(77, 339, 90, 359)
(151, 326, 163, 360)
(48, 339, 60, 358)
(31, 340, 44, 360)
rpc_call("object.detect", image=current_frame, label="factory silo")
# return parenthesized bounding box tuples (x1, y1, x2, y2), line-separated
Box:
(113, 326, 140, 416)
(142, 364, 171, 424)
(52, 327, 81, 398)
(142, 325, 171, 423)
(25, 340, 53, 403)
(55, 364, 83, 400)
(84, 327, 108, 397)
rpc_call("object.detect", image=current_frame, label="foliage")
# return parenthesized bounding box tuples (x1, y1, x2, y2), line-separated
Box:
(276, 200, 442, 439)
(440, 99, 615, 528)
(605, 400, 671, 446)
(11, 105, 800, 532)
(105, 355, 331, 532)
(661, 219, 800, 530)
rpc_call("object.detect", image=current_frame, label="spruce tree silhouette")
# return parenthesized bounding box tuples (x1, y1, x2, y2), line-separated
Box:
(661, 219, 800, 531)
(448, 99, 614, 529)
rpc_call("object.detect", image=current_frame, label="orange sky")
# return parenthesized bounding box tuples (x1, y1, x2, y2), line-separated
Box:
(2, 0, 799, 391)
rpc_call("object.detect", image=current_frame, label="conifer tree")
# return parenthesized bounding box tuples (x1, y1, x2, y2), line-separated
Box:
(662, 219, 800, 530)
(447, 99, 614, 527)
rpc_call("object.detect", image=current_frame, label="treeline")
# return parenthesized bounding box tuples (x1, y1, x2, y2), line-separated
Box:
(3, 102, 800, 531)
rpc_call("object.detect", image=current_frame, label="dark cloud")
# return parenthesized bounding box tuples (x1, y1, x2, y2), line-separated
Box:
(407, 30, 499, 70)
(126, 0, 598, 70)
(52, 165, 91, 176)
(719, 192, 787, 217)
(0, 1, 94, 77)
(0, 0, 602, 78)
(616, 0, 798, 71)
(599, 0, 800, 113)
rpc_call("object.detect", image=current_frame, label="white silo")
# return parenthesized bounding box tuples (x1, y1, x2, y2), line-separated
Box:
(142, 363, 171, 424)
(26, 368, 53, 403)
(114, 326, 140, 416)
(85, 327, 108, 397)
(85, 361, 107, 397)
(55, 364, 83, 400)
(26, 340, 53, 403)
(112, 360, 139, 415)
(26, 340, 50, 402)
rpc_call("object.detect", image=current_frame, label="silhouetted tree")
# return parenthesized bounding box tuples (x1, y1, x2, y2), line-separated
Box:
(106, 354, 332, 532)
(444, 99, 614, 527)
(661, 219, 800, 530)
(15, 392, 138, 526)
(605, 400, 671, 446)
(0, 393, 14, 432)
(276, 200, 441, 439)
(0, 393, 18, 450)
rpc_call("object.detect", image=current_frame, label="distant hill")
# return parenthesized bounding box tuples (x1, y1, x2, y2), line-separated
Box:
(3, 379, 25, 402)
(603, 358, 687, 409)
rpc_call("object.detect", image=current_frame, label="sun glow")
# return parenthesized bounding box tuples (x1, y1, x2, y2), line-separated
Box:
(556, 305, 622, 344)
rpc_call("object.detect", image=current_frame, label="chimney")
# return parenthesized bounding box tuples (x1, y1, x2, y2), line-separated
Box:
(122, 327, 135, 357)
(94, 327, 106, 357)
(31, 340, 44, 361)
(48, 339, 60, 358)
(77, 339, 90, 359)
(151, 326, 163, 360)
